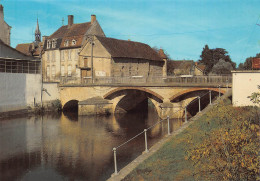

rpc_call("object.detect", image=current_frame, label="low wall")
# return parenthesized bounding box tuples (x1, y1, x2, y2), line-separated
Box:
(0, 73, 41, 112)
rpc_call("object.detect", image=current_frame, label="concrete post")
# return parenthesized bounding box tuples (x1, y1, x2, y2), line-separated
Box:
(144, 129, 149, 153)
(167, 116, 170, 135)
(113, 147, 118, 175)
(209, 90, 212, 105)
(198, 96, 201, 112)
(185, 107, 187, 123)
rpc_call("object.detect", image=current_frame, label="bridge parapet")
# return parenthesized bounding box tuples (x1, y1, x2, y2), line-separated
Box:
(59, 75, 232, 88)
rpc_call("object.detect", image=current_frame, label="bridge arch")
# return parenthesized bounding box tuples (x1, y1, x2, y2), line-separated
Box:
(63, 99, 79, 112)
(103, 87, 164, 102)
(169, 87, 226, 102)
(103, 87, 163, 114)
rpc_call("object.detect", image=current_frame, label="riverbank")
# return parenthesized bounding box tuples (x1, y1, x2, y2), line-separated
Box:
(0, 100, 61, 120)
(119, 96, 259, 180)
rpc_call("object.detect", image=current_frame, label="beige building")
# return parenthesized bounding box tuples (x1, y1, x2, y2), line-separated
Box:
(0, 4, 11, 46)
(42, 15, 105, 82)
(78, 36, 165, 80)
(232, 70, 260, 107)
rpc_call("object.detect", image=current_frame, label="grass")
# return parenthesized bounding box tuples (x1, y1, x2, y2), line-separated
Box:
(123, 98, 259, 181)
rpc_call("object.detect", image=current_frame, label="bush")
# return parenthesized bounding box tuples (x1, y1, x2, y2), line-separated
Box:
(186, 103, 260, 180)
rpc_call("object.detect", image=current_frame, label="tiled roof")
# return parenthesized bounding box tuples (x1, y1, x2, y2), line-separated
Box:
(16, 42, 43, 56)
(158, 49, 167, 59)
(196, 64, 206, 72)
(49, 22, 91, 39)
(46, 22, 92, 49)
(96, 36, 163, 61)
(169, 60, 194, 69)
(0, 39, 37, 60)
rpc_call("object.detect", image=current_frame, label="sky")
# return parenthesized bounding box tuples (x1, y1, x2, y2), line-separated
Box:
(1, 0, 260, 65)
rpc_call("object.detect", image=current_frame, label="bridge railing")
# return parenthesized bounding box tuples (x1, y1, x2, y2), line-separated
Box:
(60, 75, 232, 86)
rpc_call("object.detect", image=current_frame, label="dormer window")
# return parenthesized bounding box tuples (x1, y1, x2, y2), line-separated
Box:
(64, 40, 69, 47)
(52, 39, 57, 48)
(72, 39, 77, 45)
(47, 40, 51, 49)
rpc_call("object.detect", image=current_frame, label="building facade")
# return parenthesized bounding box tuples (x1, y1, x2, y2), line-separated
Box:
(0, 4, 11, 46)
(78, 36, 165, 80)
(0, 39, 41, 113)
(232, 70, 260, 107)
(42, 15, 105, 82)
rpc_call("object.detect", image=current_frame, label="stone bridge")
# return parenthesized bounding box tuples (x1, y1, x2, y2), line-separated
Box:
(59, 76, 231, 118)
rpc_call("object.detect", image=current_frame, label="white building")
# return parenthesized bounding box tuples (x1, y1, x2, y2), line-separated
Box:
(232, 70, 260, 107)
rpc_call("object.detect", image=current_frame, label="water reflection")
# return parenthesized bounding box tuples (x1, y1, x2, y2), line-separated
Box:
(0, 107, 184, 181)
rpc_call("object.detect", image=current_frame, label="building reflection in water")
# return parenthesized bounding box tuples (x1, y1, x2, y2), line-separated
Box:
(0, 105, 184, 181)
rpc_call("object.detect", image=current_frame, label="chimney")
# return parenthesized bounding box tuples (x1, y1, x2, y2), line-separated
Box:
(0, 5, 4, 17)
(91, 14, 96, 24)
(68, 15, 74, 27)
(42, 36, 48, 42)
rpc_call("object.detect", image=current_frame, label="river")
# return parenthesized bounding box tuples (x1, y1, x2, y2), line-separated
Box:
(0, 106, 184, 181)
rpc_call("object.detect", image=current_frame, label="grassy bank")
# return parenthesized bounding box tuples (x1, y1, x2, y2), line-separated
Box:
(123, 99, 259, 181)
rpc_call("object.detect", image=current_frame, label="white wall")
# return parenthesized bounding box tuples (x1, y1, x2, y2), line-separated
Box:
(42, 82, 60, 102)
(0, 73, 41, 112)
(232, 70, 260, 107)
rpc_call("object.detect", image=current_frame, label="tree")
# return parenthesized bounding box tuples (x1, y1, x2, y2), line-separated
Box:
(198, 45, 235, 74)
(239, 53, 260, 70)
(211, 59, 234, 75)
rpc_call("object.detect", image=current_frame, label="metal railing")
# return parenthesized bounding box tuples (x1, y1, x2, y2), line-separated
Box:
(59, 75, 232, 87)
(111, 90, 219, 176)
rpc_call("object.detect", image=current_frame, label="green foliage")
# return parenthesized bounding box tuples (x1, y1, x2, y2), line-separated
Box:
(239, 53, 260, 70)
(211, 59, 234, 75)
(198, 45, 236, 74)
(187, 102, 260, 181)
(51, 99, 62, 112)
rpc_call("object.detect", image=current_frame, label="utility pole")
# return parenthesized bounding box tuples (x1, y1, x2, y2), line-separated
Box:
(89, 35, 95, 83)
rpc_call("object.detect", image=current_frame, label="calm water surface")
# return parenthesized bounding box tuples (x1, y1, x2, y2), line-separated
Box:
(0, 108, 184, 181)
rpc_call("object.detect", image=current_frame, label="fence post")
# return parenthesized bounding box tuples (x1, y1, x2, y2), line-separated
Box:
(218, 85, 221, 97)
(226, 79, 228, 91)
(185, 107, 187, 123)
(113, 147, 118, 175)
(167, 116, 170, 135)
(198, 96, 201, 112)
(144, 129, 149, 153)
(209, 90, 212, 105)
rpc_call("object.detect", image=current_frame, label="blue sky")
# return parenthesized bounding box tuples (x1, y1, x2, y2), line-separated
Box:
(2, 0, 260, 65)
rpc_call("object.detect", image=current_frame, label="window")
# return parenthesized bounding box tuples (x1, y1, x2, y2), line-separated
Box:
(46, 66, 50, 77)
(61, 65, 65, 76)
(52, 39, 57, 48)
(61, 50, 64, 61)
(72, 39, 77, 45)
(47, 40, 51, 49)
(68, 65, 72, 76)
(52, 51, 55, 62)
(47, 51, 50, 62)
(75, 49, 79, 61)
(51, 65, 55, 77)
(68, 49, 71, 61)
(64, 40, 69, 47)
